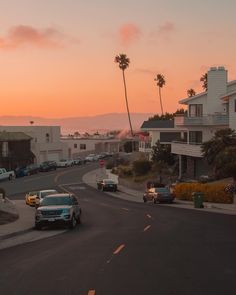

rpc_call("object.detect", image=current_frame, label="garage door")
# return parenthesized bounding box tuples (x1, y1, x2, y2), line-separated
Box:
(47, 152, 60, 162)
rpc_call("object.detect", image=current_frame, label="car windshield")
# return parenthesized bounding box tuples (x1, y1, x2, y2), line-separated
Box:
(155, 188, 170, 193)
(29, 191, 38, 196)
(41, 191, 57, 198)
(41, 196, 72, 206)
(104, 180, 115, 184)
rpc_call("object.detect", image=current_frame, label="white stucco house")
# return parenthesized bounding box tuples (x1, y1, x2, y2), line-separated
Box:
(61, 136, 121, 159)
(171, 66, 236, 178)
(0, 126, 66, 164)
(139, 119, 186, 159)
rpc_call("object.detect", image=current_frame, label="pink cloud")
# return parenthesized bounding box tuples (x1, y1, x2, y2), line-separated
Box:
(0, 25, 72, 50)
(118, 23, 141, 46)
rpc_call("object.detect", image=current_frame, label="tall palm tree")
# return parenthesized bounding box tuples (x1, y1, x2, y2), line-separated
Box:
(114, 53, 134, 137)
(200, 73, 208, 91)
(154, 74, 166, 115)
(187, 88, 196, 97)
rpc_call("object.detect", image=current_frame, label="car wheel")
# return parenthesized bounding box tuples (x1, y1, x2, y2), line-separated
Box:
(77, 216, 82, 224)
(69, 215, 77, 229)
(8, 175, 13, 180)
(35, 223, 42, 230)
(153, 199, 157, 204)
(143, 198, 147, 203)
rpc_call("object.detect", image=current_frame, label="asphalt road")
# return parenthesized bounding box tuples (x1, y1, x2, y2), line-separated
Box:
(0, 163, 236, 295)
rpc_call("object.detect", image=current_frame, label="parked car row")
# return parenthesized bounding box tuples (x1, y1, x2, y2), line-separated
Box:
(85, 152, 113, 162)
(25, 189, 82, 230)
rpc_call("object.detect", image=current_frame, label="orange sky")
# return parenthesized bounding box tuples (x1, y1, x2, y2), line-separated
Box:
(1, 0, 236, 118)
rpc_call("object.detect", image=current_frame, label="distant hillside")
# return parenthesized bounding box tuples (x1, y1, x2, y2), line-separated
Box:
(0, 113, 154, 134)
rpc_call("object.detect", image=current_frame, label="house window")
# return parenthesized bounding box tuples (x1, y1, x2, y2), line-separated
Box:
(189, 104, 203, 117)
(80, 144, 86, 150)
(189, 131, 202, 144)
(74, 144, 78, 148)
(46, 133, 50, 143)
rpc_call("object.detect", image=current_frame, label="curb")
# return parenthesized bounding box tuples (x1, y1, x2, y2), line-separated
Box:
(0, 228, 33, 241)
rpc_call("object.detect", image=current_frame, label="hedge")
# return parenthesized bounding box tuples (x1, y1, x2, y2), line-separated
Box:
(174, 183, 233, 204)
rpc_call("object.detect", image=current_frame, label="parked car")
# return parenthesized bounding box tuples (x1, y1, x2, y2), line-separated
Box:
(143, 187, 174, 204)
(0, 168, 15, 181)
(35, 193, 82, 230)
(39, 161, 57, 172)
(85, 154, 97, 162)
(15, 167, 27, 178)
(25, 191, 39, 206)
(24, 164, 40, 176)
(74, 157, 83, 165)
(97, 179, 118, 192)
(35, 189, 58, 208)
(56, 159, 70, 167)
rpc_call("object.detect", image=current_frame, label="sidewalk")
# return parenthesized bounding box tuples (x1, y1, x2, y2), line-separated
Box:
(82, 169, 236, 215)
(0, 200, 35, 240)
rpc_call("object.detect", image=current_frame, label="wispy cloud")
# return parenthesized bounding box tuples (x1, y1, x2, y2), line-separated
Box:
(118, 23, 141, 46)
(150, 21, 175, 42)
(0, 25, 75, 50)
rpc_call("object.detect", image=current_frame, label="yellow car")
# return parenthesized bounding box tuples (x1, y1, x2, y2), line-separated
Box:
(25, 191, 38, 206)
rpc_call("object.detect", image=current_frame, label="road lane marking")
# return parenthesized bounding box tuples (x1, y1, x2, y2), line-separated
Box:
(144, 225, 151, 232)
(113, 244, 125, 255)
(147, 214, 152, 219)
(88, 290, 95, 295)
(121, 208, 129, 211)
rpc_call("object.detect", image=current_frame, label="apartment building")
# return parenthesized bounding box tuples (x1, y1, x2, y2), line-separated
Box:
(0, 126, 66, 164)
(172, 66, 236, 178)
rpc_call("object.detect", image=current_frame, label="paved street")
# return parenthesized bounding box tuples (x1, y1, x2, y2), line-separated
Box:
(0, 163, 236, 295)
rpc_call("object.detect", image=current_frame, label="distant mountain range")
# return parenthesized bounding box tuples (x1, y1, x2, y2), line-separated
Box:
(0, 113, 154, 134)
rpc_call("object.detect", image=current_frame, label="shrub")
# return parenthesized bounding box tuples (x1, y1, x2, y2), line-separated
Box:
(133, 160, 152, 176)
(118, 165, 133, 177)
(174, 183, 233, 204)
(106, 160, 115, 169)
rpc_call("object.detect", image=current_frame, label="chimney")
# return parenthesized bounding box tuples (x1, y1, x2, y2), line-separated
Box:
(207, 66, 227, 114)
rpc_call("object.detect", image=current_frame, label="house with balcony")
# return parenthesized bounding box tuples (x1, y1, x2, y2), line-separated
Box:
(172, 66, 236, 179)
(139, 120, 185, 159)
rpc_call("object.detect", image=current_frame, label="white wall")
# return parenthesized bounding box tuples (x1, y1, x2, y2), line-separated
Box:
(0, 126, 66, 164)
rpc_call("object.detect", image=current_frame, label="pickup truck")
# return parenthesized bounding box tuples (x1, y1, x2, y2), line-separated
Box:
(0, 168, 15, 181)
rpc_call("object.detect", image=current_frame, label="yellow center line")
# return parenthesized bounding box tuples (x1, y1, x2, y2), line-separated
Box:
(88, 290, 96, 295)
(144, 225, 151, 232)
(113, 244, 125, 255)
(147, 214, 152, 219)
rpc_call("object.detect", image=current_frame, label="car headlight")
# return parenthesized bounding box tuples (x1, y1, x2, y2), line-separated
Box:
(62, 208, 70, 214)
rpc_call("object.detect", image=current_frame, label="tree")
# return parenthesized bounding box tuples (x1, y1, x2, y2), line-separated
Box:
(74, 131, 80, 137)
(200, 73, 208, 91)
(29, 121, 34, 125)
(148, 108, 186, 121)
(154, 74, 166, 115)
(115, 53, 134, 137)
(201, 128, 236, 178)
(151, 140, 175, 166)
(187, 88, 196, 97)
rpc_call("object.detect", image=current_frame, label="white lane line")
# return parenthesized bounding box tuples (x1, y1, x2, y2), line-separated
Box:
(147, 214, 152, 219)
(113, 244, 125, 255)
(143, 225, 151, 232)
(121, 208, 130, 211)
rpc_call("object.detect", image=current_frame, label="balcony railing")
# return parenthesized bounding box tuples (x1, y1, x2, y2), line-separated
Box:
(175, 114, 229, 126)
(171, 141, 203, 157)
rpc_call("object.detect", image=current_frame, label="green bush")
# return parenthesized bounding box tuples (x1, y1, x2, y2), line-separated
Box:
(133, 160, 152, 176)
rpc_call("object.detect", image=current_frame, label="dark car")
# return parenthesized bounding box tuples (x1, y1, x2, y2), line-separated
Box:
(143, 187, 174, 204)
(15, 164, 39, 177)
(39, 161, 57, 172)
(35, 193, 82, 230)
(97, 179, 118, 192)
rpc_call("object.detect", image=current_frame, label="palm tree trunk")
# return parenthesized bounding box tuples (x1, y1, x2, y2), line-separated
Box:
(122, 70, 134, 137)
(159, 87, 164, 115)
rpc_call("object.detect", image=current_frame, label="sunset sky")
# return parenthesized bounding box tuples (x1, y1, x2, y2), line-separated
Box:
(1, 0, 236, 118)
